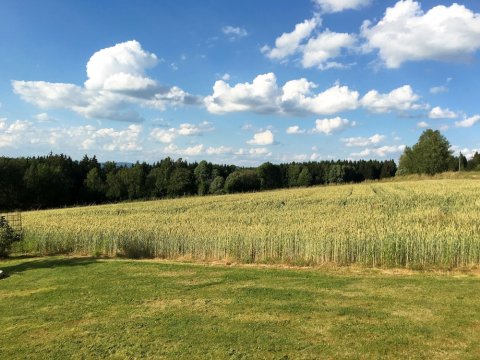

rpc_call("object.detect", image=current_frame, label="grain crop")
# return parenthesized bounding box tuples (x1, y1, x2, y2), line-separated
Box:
(16, 179, 480, 268)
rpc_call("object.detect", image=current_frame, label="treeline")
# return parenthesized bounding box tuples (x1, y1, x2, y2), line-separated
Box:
(0, 154, 397, 210)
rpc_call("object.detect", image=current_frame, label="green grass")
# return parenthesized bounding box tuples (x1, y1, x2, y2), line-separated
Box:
(1, 257, 479, 359)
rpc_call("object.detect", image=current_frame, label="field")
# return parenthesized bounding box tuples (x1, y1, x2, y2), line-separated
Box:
(16, 178, 480, 268)
(1, 256, 479, 359)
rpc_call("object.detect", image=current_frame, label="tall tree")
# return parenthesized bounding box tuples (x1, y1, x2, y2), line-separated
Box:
(398, 129, 452, 175)
(257, 162, 282, 190)
(194, 160, 212, 195)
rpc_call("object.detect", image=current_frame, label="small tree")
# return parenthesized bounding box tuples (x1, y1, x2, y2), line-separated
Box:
(0, 216, 22, 257)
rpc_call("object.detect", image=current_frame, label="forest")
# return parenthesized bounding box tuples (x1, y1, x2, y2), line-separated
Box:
(1, 154, 397, 210)
(1, 130, 478, 211)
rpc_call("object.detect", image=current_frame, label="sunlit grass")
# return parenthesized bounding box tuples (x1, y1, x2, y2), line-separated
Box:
(0, 257, 479, 359)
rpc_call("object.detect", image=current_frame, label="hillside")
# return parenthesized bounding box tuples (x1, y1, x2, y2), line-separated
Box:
(16, 178, 480, 268)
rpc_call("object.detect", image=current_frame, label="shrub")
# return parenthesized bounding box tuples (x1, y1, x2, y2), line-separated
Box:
(0, 216, 22, 257)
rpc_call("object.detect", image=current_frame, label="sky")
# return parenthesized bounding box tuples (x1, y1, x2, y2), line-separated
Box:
(1, 0, 480, 165)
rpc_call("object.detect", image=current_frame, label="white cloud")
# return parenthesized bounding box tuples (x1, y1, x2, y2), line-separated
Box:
(12, 40, 198, 122)
(205, 72, 359, 116)
(206, 146, 234, 155)
(261, 17, 319, 60)
(452, 147, 480, 159)
(2, 119, 147, 154)
(150, 128, 177, 144)
(361, 85, 421, 113)
(32, 123, 144, 152)
(430, 85, 448, 94)
(177, 121, 214, 136)
(361, 1, 480, 68)
(249, 147, 272, 156)
(35, 112, 55, 122)
(430, 78, 452, 94)
(286, 125, 305, 134)
(417, 121, 429, 128)
(247, 129, 275, 145)
(221, 73, 231, 81)
(351, 145, 406, 158)
(150, 121, 214, 143)
(455, 115, 480, 128)
(261, 16, 355, 69)
(281, 79, 359, 115)
(314, 117, 355, 135)
(428, 106, 458, 119)
(76, 124, 143, 152)
(205, 73, 280, 114)
(314, 0, 371, 13)
(0, 119, 34, 148)
(341, 134, 385, 147)
(85, 40, 158, 91)
(12, 81, 88, 109)
(222, 26, 248, 39)
(301, 30, 356, 69)
(164, 143, 204, 157)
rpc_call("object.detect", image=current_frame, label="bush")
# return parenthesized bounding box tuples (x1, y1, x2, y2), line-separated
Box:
(0, 216, 22, 257)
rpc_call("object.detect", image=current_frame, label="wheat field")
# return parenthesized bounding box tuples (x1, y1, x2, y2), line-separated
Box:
(16, 179, 480, 268)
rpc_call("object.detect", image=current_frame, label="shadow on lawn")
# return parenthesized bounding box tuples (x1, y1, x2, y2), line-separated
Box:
(0, 257, 97, 278)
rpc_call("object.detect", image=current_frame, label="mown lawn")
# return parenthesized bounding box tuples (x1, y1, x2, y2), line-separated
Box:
(0, 257, 479, 359)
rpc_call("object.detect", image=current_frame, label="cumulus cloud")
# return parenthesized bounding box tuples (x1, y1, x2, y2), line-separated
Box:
(178, 121, 214, 135)
(150, 128, 177, 144)
(429, 106, 458, 119)
(247, 129, 275, 146)
(222, 26, 248, 39)
(248, 147, 272, 156)
(361, 85, 421, 113)
(455, 115, 480, 128)
(164, 143, 204, 156)
(282, 79, 359, 115)
(84, 41, 158, 91)
(417, 121, 429, 128)
(206, 146, 234, 155)
(205, 72, 359, 116)
(361, 0, 480, 68)
(301, 30, 356, 69)
(261, 17, 319, 60)
(15, 122, 144, 152)
(79, 124, 143, 151)
(12, 40, 199, 122)
(150, 121, 214, 143)
(341, 134, 385, 147)
(351, 145, 406, 158)
(314, 0, 371, 13)
(286, 125, 306, 134)
(313, 117, 356, 135)
(261, 16, 355, 69)
(0, 119, 34, 148)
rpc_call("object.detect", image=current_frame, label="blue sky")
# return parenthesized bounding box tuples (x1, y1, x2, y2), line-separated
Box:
(1, 0, 480, 165)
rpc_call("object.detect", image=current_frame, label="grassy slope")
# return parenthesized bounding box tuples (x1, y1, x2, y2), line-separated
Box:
(1, 257, 479, 359)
